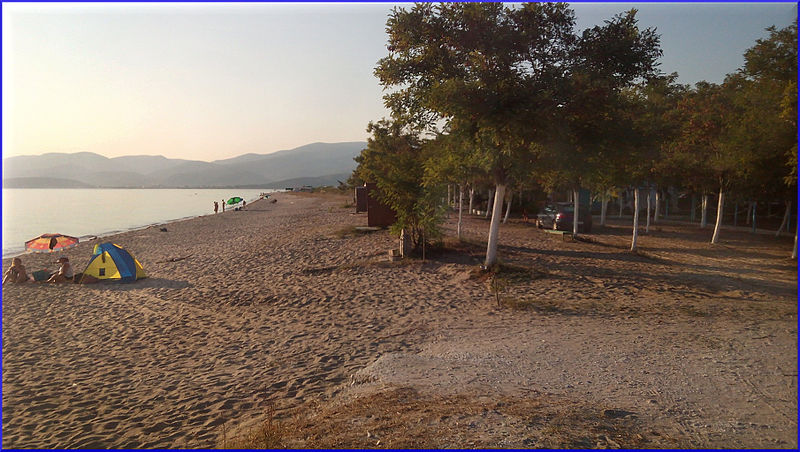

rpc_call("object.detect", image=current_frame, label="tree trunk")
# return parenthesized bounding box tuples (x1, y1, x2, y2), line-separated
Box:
(447, 185, 452, 208)
(485, 189, 494, 219)
(503, 192, 513, 223)
(734, 202, 738, 226)
(746, 202, 753, 225)
(793, 224, 797, 259)
(646, 189, 652, 233)
(711, 185, 725, 244)
(600, 194, 608, 226)
(668, 187, 678, 218)
(618, 193, 624, 218)
(457, 184, 464, 239)
(485, 184, 506, 267)
(751, 201, 757, 233)
(700, 194, 708, 228)
(573, 188, 580, 236)
(776, 200, 791, 236)
(654, 189, 661, 224)
(631, 187, 640, 251)
(468, 186, 474, 215)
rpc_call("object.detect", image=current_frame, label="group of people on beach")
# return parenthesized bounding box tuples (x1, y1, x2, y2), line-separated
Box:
(2, 256, 74, 286)
(213, 198, 246, 214)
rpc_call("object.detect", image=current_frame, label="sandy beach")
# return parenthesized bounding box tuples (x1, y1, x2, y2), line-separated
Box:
(2, 192, 796, 448)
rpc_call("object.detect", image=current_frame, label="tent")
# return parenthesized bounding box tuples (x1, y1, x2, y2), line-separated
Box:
(80, 242, 146, 283)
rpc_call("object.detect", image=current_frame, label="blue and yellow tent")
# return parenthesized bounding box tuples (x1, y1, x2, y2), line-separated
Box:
(81, 243, 146, 283)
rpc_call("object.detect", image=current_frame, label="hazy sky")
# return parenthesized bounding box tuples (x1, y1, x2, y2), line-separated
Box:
(3, 2, 796, 161)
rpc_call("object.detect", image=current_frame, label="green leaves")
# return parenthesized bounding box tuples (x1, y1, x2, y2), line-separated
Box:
(355, 119, 443, 252)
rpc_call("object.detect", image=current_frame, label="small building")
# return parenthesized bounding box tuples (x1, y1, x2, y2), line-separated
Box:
(365, 183, 396, 227)
(355, 186, 368, 212)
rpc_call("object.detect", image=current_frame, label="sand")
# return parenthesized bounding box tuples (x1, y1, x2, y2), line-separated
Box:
(2, 192, 796, 448)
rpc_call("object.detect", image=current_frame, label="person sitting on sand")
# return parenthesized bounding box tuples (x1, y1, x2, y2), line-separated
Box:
(3, 257, 30, 285)
(47, 257, 74, 283)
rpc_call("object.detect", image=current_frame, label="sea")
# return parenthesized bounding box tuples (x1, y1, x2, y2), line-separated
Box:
(2, 188, 279, 258)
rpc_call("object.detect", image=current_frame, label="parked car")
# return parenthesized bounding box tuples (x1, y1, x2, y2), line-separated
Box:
(536, 202, 593, 233)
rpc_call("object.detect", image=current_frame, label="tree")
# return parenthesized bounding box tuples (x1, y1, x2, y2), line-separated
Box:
(376, 2, 576, 267)
(352, 119, 444, 252)
(667, 81, 746, 244)
(601, 74, 683, 251)
(377, 3, 662, 262)
(737, 21, 797, 249)
(538, 9, 662, 238)
(424, 122, 487, 239)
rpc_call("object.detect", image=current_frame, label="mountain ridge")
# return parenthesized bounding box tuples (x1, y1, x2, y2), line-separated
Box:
(3, 142, 366, 188)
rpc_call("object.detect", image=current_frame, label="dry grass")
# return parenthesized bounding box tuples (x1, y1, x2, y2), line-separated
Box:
(221, 385, 663, 449)
(219, 405, 284, 449)
(332, 226, 383, 239)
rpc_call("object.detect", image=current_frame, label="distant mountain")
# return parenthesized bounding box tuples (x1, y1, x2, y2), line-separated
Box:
(263, 173, 351, 189)
(3, 177, 95, 189)
(2, 142, 366, 188)
(213, 141, 365, 183)
(109, 155, 193, 175)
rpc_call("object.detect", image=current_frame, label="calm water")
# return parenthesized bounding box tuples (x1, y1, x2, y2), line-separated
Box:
(2, 188, 277, 257)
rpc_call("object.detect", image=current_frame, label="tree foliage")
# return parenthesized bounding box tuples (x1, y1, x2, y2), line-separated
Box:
(354, 120, 444, 251)
(352, 4, 795, 261)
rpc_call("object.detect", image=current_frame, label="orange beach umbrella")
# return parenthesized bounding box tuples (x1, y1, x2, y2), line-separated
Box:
(25, 233, 79, 253)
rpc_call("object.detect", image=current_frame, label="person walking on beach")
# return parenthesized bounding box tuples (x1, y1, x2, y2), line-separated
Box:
(47, 257, 74, 283)
(3, 257, 30, 285)
(242, 199, 246, 210)
(214, 201, 219, 214)
(222, 199, 226, 212)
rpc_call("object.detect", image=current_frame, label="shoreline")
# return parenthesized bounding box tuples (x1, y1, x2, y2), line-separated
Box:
(2, 189, 277, 258)
(3, 213, 209, 259)
(2, 192, 796, 448)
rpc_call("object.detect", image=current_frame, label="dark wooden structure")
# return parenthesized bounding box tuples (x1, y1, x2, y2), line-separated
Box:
(365, 183, 397, 227)
(355, 186, 368, 213)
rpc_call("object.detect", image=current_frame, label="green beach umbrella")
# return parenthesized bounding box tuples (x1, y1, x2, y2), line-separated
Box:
(227, 197, 243, 205)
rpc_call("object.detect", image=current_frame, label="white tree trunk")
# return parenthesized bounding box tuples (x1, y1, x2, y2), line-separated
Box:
(776, 200, 791, 236)
(669, 187, 679, 217)
(631, 188, 640, 251)
(746, 201, 753, 225)
(468, 186, 474, 215)
(792, 224, 797, 259)
(573, 188, 580, 236)
(646, 189, 652, 233)
(711, 186, 725, 244)
(503, 192, 513, 223)
(485, 189, 494, 219)
(485, 184, 507, 267)
(457, 184, 463, 239)
(447, 184, 452, 208)
(701, 194, 709, 228)
(600, 194, 608, 226)
(654, 190, 661, 224)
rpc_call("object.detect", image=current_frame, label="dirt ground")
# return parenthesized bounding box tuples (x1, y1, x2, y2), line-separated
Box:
(2, 193, 796, 448)
(230, 201, 798, 449)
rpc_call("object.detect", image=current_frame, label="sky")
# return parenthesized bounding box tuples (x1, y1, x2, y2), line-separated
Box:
(2, 2, 797, 162)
